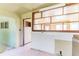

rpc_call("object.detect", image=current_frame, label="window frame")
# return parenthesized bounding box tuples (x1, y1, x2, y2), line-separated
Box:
(32, 4, 79, 32)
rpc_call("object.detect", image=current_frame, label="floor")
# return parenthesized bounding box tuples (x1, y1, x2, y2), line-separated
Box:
(0, 43, 54, 56)
(0, 43, 15, 53)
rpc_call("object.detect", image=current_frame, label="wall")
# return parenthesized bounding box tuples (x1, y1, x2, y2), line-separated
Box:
(21, 11, 79, 55)
(55, 40, 72, 56)
(31, 32, 55, 54)
(72, 37, 79, 56)
(0, 9, 20, 52)
(21, 9, 79, 56)
(21, 12, 32, 20)
(72, 40, 79, 56)
(20, 12, 32, 46)
(31, 32, 79, 55)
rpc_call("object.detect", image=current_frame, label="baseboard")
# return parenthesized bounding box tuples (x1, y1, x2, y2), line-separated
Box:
(24, 41, 32, 45)
(1, 42, 15, 50)
(31, 48, 55, 56)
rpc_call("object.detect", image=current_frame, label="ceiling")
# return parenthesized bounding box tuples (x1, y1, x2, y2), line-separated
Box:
(0, 3, 56, 15)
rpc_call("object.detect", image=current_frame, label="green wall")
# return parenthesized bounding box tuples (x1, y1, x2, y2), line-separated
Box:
(0, 10, 20, 53)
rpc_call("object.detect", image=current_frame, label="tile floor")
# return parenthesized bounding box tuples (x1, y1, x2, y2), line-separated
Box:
(0, 43, 54, 56)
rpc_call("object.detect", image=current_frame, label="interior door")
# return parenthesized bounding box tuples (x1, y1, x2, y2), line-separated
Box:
(23, 19, 31, 45)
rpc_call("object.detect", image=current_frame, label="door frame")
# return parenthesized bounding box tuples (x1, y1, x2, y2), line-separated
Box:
(23, 18, 31, 46)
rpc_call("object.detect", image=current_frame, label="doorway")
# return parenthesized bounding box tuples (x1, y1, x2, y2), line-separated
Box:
(23, 18, 31, 46)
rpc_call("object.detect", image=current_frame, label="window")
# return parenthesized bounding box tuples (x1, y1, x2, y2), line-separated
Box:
(67, 14, 79, 22)
(42, 8, 63, 17)
(43, 17, 50, 23)
(56, 23, 63, 30)
(42, 10, 51, 17)
(34, 12, 41, 18)
(64, 4, 79, 14)
(52, 15, 67, 23)
(34, 19, 42, 24)
(51, 8, 63, 16)
(63, 23, 69, 30)
(41, 24, 44, 30)
(1, 22, 5, 28)
(34, 25, 41, 30)
(5, 22, 9, 28)
(70, 22, 79, 30)
(45, 24, 50, 30)
(50, 24, 56, 30)
(32, 3, 79, 32)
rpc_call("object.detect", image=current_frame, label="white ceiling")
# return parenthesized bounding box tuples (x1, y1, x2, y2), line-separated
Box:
(0, 3, 56, 15)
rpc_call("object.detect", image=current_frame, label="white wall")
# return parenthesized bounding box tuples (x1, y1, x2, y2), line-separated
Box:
(32, 32, 55, 54)
(72, 40, 79, 56)
(55, 40, 72, 56)
(72, 37, 79, 56)
(31, 32, 79, 55)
